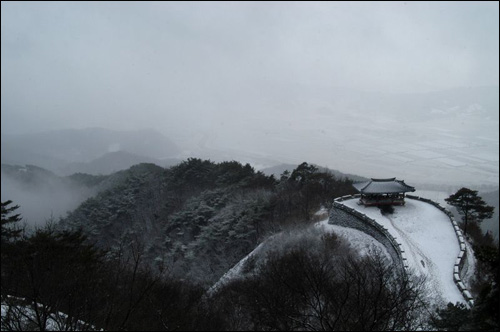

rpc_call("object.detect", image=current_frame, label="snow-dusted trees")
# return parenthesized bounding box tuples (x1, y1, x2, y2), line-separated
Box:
(210, 232, 428, 331)
(274, 162, 356, 223)
(59, 159, 356, 287)
(162, 188, 275, 285)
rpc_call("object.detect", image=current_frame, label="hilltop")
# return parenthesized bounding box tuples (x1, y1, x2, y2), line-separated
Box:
(57, 159, 355, 285)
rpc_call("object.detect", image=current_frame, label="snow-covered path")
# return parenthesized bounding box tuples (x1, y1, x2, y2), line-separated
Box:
(341, 198, 464, 305)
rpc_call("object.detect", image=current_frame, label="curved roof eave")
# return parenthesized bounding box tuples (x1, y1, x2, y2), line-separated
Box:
(352, 178, 415, 194)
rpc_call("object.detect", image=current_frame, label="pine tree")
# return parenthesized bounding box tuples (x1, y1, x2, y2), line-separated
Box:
(445, 188, 494, 236)
(1, 200, 23, 244)
(429, 302, 470, 331)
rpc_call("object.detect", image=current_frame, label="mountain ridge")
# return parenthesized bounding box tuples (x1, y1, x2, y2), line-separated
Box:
(1, 127, 180, 175)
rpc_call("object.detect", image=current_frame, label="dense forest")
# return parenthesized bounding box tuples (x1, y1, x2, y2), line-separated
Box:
(56, 159, 355, 286)
(1, 159, 498, 330)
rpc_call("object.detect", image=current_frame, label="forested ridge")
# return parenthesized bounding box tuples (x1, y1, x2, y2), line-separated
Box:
(58, 159, 355, 285)
(1, 159, 498, 330)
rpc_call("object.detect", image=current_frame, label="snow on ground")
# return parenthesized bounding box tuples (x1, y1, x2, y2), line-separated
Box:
(342, 198, 464, 306)
(413, 190, 452, 207)
(208, 240, 269, 295)
(314, 218, 391, 261)
(211, 200, 468, 307)
(1, 296, 99, 331)
(209, 212, 393, 295)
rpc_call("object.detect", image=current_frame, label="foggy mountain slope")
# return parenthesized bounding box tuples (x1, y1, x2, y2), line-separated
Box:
(0, 162, 165, 227)
(57, 159, 356, 286)
(1, 164, 109, 226)
(1, 128, 180, 175)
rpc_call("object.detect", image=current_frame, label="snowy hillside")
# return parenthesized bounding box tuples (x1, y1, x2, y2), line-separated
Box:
(210, 208, 393, 295)
(213, 199, 475, 308)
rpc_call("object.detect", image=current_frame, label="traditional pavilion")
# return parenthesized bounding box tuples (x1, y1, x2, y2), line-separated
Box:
(352, 178, 416, 206)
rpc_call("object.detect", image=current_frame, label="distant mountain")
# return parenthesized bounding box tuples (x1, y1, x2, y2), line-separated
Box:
(1, 128, 180, 175)
(1, 164, 66, 189)
(61, 150, 181, 175)
(261, 163, 368, 182)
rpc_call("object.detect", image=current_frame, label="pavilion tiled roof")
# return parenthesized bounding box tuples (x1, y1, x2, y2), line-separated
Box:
(352, 178, 416, 194)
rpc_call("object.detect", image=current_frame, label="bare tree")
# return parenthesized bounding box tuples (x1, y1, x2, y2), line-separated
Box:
(211, 235, 428, 331)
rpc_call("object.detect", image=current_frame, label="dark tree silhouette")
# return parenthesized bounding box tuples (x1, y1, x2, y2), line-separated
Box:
(210, 235, 428, 331)
(445, 188, 494, 236)
(429, 302, 470, 331)
(1, 200, 23, 244)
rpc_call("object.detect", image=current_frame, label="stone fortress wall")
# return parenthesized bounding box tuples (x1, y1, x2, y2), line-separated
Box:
(330, 194, 474, 307)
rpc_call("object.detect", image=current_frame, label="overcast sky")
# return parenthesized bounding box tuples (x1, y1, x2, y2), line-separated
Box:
(1, 1, 498, 136)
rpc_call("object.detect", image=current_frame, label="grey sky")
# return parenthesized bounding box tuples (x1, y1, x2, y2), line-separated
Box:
(2, 1, 498, 135)
(1, 2, 499, 187)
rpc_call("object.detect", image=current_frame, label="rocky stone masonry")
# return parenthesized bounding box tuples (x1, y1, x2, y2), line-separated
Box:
(330, 194, 474, 307)
(329, 196, 407, 275)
